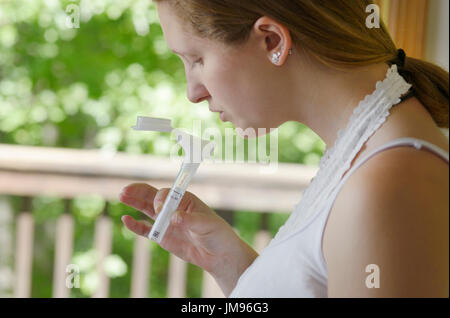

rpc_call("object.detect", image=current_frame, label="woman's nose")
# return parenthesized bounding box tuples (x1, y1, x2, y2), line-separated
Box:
(186, 79, 210, 104)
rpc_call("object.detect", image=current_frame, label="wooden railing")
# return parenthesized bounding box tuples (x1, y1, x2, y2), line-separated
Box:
(0, 143, 317, 298)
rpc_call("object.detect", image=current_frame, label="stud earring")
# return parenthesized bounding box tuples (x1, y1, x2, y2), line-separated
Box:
(271, 52, 281, 64)
(271, 48, 293, 64)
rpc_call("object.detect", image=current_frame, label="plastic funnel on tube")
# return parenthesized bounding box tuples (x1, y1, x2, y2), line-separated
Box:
(131, 116, 216, 244)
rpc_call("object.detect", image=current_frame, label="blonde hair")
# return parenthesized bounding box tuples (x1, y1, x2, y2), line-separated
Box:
(155, 0, 449, 128)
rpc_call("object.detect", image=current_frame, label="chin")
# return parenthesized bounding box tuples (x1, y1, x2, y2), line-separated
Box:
(234, 123, 271, 139)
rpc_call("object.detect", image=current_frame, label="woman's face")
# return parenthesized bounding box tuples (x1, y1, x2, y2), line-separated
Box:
(157, 2, 295, 137)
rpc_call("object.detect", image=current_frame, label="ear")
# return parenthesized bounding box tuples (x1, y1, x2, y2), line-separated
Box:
(253, 16, 293, 66)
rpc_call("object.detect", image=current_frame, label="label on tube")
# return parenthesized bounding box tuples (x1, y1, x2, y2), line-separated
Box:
(149, 163, 199, 243)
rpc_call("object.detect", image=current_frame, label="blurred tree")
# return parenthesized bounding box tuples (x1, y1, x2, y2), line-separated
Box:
(0, 0, 325, 298)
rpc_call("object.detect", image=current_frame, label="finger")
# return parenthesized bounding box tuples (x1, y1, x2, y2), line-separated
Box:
(119, 183, 159, 219)
(153, 189, 210, 217)
(121, 215, 152, 237)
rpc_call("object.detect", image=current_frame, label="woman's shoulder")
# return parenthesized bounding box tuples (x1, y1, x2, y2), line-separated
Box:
(347, 143, 448, 200)
(323, 132, 449, 261)
(343, 96, 449, 188)
(332, 136, 447, 207)
(338, 124, 449, 208)
(323, 136, 449, 297)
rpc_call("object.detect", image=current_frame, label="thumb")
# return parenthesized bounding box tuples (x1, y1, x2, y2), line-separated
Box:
(174, 210, 220, 235)
(153, 189, 228, 237)
(153, 188, 170, 215)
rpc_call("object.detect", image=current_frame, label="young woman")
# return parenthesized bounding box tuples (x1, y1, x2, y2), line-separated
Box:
(119, 0, 449, 297)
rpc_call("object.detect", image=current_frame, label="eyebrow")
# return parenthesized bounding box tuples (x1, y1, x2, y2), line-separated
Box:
(170, 48, 196, 58)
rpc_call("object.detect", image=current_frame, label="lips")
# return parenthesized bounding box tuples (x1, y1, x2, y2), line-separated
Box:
(209, 106, 226, 121)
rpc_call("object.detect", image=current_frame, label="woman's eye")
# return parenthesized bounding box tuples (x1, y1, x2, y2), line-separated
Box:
(192, 58, 203, 68)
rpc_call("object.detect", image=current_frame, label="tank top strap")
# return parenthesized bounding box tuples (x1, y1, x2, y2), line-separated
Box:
(341, 137, 449, 187)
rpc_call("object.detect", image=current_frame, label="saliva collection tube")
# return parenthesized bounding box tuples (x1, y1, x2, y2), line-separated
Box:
(150, 161, 199, 242)
(132, 116, 215, 244)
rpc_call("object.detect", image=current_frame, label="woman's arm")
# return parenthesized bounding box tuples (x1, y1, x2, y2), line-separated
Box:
(324, 147, 449, 297)
(211, 236, 259, 297)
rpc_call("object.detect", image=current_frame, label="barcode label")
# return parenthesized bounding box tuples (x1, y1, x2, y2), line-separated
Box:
(170, 190, 182, 201)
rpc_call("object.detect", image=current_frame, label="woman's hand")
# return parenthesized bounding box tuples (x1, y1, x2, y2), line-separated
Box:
(119, 183, 258, 296)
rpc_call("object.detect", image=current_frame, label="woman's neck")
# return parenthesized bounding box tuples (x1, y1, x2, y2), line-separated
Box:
(290, 62, 390, 151)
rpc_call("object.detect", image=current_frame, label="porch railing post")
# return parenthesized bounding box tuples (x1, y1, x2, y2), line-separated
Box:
(14, 197, 34, 298)
(92, 204, 113, 298)
(52, 200, 74, 298)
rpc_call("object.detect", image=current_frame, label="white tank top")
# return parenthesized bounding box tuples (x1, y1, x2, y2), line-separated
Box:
(229, 65, 450, 298)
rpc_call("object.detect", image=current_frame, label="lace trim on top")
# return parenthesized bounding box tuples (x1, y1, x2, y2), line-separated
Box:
(267, 65, 412, 248)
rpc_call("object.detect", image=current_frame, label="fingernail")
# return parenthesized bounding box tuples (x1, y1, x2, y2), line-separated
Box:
(171, 212, 182, 224)
(155, 202, 163, 214)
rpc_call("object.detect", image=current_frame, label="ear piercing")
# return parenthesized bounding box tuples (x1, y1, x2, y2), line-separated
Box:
(271, 52, 282, 64)
(271, 48, 293, 64)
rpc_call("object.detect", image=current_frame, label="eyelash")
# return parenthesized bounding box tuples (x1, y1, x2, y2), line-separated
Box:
(191, 58, 203, 68)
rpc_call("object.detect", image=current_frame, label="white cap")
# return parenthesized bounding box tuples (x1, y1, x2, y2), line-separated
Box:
(132, 116, 216, 162)
(132, 116, 173, 132)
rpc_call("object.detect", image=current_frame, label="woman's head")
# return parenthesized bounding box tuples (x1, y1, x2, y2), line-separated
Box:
(156, 1, 300, 135)
(155, 0, 449, 135)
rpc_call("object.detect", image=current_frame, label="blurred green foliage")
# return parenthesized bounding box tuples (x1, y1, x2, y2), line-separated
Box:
(0, 0, 325, 298)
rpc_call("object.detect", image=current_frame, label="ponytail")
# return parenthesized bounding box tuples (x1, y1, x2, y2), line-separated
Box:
(156, 0, 449, 128)
(397, 56, 449, 128)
